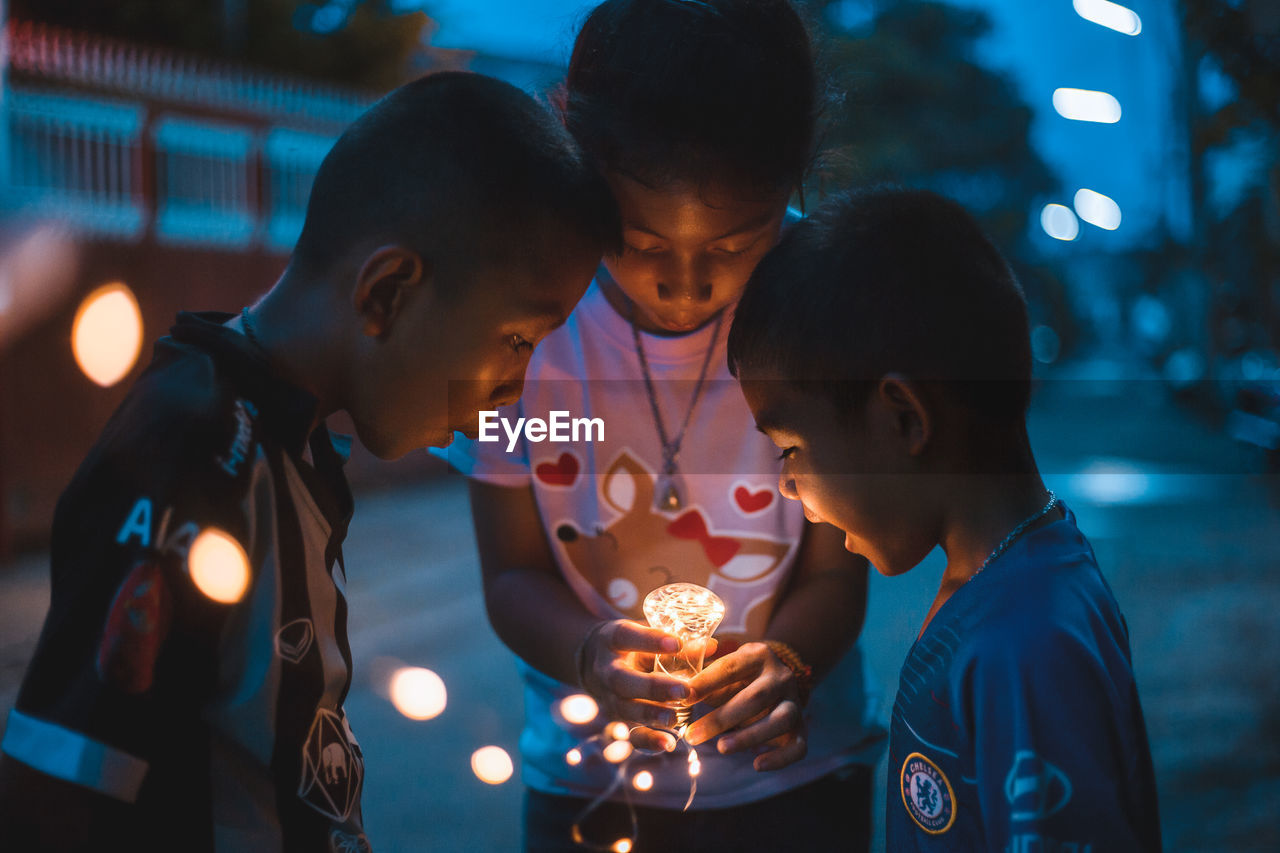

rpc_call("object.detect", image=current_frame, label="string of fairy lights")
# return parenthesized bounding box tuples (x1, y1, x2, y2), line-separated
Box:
(149, 494, 730, 853)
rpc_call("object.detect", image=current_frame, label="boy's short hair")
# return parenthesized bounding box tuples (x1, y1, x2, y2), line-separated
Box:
(728, 186, 1032, 422)
(562, 0, 817, 193)
(292, 71, 620, 285)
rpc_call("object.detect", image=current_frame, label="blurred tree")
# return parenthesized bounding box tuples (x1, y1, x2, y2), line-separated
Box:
(1179, 0, 1279, 355)
(801, 0, 1055, 259)
(800, 0, 1070, 349)
(10, 0, 428, 90)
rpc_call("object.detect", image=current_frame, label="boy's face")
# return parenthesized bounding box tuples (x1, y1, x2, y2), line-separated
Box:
(739, 374, 937, 577)
(600, 173, 789, 334)
(349, 233, 599, 459)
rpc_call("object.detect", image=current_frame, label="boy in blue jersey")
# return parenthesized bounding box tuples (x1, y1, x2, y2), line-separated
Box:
(720, 187, 1161, 851)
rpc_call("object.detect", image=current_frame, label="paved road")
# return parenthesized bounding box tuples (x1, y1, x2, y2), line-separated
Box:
(2, 367, 1278, 851)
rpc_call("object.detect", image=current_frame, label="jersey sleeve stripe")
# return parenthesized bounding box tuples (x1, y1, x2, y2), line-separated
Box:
(1, 709, 149, 803)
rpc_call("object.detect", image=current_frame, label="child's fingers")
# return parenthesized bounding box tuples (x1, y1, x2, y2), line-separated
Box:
(691, 683, 741, 710)
(603, 658, 690, 704)
(686, 663, 749, 702)
(629, 726, 679, 753)
(610, 698, 680, 730)
(752, 728, 808, 772)
(604, 620, 680, 655)
(687, 642, 766, 695)
(684, 673, 778, 745)
(715, 700, 804, 757)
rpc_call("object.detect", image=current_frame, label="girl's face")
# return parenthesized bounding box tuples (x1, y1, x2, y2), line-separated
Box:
(599, 171, 790, 334)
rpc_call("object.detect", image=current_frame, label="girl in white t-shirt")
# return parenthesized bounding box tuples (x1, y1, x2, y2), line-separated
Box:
(452, 2, 885, 850)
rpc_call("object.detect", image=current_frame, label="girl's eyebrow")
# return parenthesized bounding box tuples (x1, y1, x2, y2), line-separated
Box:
(710, 211, 777, 242)
(623, 223, 666, 238)
(623, 211, 778, 242)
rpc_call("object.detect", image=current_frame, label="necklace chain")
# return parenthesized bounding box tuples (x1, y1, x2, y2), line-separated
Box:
(630, 310, 724, 509)
(969, 491, 1059, 582)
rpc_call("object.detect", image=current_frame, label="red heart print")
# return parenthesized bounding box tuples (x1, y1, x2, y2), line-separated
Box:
(535, 452, 579, 487)
(734, 485, 773, 513)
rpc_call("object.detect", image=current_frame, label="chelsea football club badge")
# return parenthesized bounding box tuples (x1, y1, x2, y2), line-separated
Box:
(901, 752, 956, 834)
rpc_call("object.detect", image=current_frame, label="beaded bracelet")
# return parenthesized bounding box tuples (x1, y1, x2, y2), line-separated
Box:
(763, 640, 814, 704)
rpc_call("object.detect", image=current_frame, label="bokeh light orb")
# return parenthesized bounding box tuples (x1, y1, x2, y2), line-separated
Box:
(607, 722, 630, 742)
(187, 528, 250, 604)
(1052, 88, 1121, 124)
(1040, 204, 1080, 242)
(565, 748, 583, 766)
(1031, 325, 1062, 365)
(632, 770, 654, 792)
(1074, 188, 1122, 231)
(612, 839, 633, 853)
(389, 667, 447, 721)
(559, 694, 599, 725)
(1073, 0, 1141, 36)
(603, 740, 633, 763)
(471, 746, 514, 785)
(72, 282, 143, 388)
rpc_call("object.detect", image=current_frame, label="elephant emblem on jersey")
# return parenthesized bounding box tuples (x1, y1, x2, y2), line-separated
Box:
(554, 451, 792, 635)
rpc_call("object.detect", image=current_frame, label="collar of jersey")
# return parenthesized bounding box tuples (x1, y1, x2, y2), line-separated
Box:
(167, 310, 323, 458)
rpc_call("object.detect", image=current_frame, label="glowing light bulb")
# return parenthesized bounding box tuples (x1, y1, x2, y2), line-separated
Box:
(643, 582, 725, 727)
(612, 839, 634, 853)
(607, 722, 630, 742)
(187, 528, 250, 603)
(603, 740, 633, 763)
(389, 667, 447, 720)
(471, 746, 513, 785)
(72, 282, 143, 387)
(560, 694, 599, 725)
(632, 770, 654, 791)
(565, 748, 583, 766)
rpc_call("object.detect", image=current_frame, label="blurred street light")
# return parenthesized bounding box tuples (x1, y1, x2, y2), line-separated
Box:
(1041, 203, 1081, 241)
(1052, 87, 1122, 123)
(71, 282, 143, 388)
(1073, 0, 1142, 36)
(1074, 188, 1123, 230)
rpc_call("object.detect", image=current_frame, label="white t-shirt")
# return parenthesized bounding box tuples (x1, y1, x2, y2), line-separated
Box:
(444, 281, 885, 809)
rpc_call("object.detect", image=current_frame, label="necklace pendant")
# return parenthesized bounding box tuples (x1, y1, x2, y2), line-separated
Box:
(659, 482, 682, 511)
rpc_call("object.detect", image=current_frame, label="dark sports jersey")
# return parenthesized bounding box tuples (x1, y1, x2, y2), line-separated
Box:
(886, 505, 1160, 852)
(1, 312, 370, 852)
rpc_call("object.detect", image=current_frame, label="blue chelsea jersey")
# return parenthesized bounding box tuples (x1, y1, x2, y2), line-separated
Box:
(886, 505, 1161, 852)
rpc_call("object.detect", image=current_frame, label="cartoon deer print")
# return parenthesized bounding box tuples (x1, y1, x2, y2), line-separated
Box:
(554, 451, 792, 637)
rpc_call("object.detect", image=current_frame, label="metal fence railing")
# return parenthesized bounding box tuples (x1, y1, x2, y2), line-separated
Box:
(2, 20, 355, 252)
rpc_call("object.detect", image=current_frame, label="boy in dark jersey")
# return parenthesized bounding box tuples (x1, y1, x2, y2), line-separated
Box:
(0, 72, 616, 852)
(721, 187, 1161, 851)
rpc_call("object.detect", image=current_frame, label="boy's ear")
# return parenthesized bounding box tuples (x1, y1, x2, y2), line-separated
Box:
(876, 374, 931, 456)
(352, 245, 430, 339)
